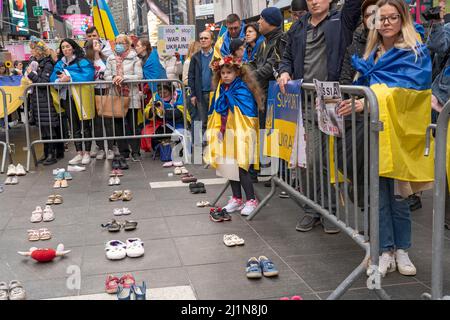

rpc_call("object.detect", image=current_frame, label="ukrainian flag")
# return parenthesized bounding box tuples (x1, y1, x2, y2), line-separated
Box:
(0, 76, 29, 118)
(213, 23, 246, 60)
(353, 44, 434, 183)
(92, 0, 119, 40)
(204, 78, 259, 172)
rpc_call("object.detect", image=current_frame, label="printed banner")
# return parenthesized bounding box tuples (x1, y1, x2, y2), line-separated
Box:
(264, 80, 305, 164)
(314, 80, 344, 138)
(157, 25, 196, 56)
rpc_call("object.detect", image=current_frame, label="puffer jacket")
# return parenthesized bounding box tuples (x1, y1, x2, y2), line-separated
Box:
(104, 50, 143, 108)
(27, 56, 59, 127)
(159, 54, 182, 81)
(339, 24, 368, 86)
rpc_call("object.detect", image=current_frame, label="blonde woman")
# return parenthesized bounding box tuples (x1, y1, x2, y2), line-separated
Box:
(183, 41, 201, 86)
(351, 0, 433, 277)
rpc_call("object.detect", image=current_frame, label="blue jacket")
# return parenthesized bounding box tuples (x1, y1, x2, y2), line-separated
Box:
(50, 57, 95, 83)
(428, 22, 450, 106)
(143, 49, 168, 92)
(279, 0, 362, 82)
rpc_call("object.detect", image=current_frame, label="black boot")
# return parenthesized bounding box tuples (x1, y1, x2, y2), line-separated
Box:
(38, 144, 49, 164)
(43, 148, 57, 166)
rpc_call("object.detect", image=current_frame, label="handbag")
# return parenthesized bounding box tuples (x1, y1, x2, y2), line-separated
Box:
(95, 86, 130, 118)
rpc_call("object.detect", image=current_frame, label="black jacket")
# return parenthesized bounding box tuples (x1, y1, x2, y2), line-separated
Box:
(250, 27, 287, 93)
(339, 24, 368, 86)
(279, 0, 362, 82)
(188, 50, 213, 100)
(27, 56, 59, 127)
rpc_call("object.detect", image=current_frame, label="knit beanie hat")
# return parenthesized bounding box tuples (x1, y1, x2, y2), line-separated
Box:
(230, 39, 245, 56)
(291, 0, 308, 12)
(260, 7, 283, 27)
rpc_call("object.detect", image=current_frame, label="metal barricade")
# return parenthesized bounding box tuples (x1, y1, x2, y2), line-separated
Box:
(0, 88, 13, 174)
(22, 79, 190, 171)
(422, 100, 450, 301)
(211, 83, 389, 300)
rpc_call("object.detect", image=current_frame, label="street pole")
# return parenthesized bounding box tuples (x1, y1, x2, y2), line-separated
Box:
(187, 0, 195, 25)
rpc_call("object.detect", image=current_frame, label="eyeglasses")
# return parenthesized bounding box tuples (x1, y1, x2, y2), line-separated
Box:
(378, 14, 401, 25)
(200, 37, 210, 40)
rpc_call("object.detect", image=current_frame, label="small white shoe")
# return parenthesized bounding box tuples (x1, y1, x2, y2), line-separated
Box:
(223, 197, 244, 213)
(106, 150, 115, 160)
(121, 208, 131, 215)
(105, 240, 127, 260)
(69, 154, 83, 165)
(96, 150, 106, 160)
(114, 177, 121, 186)
(67, 165, 86, 172)
(30, 207, 43, 223)
(126, 238, 145, 258)
(379, 252, 397, 277)
(108, 178, 116, 186)
(113, 208, 124, 216)
(7, 164, 16, 176)
(395, 250, 417, 276)
(15, 164, 26, 176)
(90, 145, 99, 158)
(42, 206, 55, 222)
(81, 153, 91, 165)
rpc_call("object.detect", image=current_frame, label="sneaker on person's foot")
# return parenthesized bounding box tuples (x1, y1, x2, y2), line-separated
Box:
(379, 251, 396, 277)
(321, 217, 340, 234)
(82, 153, 91, 165)
(69, 154, 83, 165)
(223, 197, 244, 213)
(241, 199, 259, 216)
(106, 150, 115, 160)
(295, 214, 321, 232)
(395, 249, 417, 276)
(90, 145, 99, 158)
(96, 150, 106, 160)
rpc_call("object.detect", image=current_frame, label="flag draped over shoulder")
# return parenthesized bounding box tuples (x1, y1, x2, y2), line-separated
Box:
(0, 76, 29, 118)
(92, 0, 119, 41)
(143, 49, 168, 92)
(213, 23, 246, 60)
(204, 78, 259, 172)
(353, 44, 433, 183)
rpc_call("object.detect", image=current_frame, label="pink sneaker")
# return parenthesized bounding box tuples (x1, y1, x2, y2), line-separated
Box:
(223, 197, 244, 213)
(241, 199, 259, 216)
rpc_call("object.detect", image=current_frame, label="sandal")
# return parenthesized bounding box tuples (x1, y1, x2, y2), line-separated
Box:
(182, 174, 197, 184)
(223, 234, 237, 247)
(39, 228, 52, 240)
(122, 190, 133, 202)
(46, 195, 56, 205)
(174, 167, 182, 175)
(54, 195, 63, 205)
(196, 201, 211, 208)
(27, 230, 40, 242)
(122, 220, 138, 231)
(231, 234, 245, 246)
(101, 220, 121, 232)
(109, 191, 123, 202)
(180, 167, 189, 174)
(119, 274, 136, 288)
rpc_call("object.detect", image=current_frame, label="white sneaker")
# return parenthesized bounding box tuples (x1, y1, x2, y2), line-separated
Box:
(30, 206, 43, 223)
(81, 153, 91, 165)
(43, 206, 55, 222)
(15, 164, 26, 176)
(126, 238, 145, 258)
(105, 240, 127, 260)
(7, 164, 16, 176)
(108, 177, 116, 186)
(223, 197, 244, 213)
(241, 199, 259, 216)
(106, 150, 115, 160)
(96, 150, 106, 160)
(395, 249, 417, 276)
(90, 145, 99, 158)
(69, 154, 83, 165)
(113, 146, 120, 156)
(379, 252, 396, 277)
(67, 165, 86, 172)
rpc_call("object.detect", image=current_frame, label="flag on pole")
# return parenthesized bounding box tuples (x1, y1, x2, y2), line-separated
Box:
(92, 0, 119, 40)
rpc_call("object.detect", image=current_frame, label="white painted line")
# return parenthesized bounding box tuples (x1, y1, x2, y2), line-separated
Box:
(150, 178, 228, 189)
(45, 285, 197, 300)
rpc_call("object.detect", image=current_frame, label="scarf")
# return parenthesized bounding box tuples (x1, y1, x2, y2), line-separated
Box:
(115, 50, 130, 96)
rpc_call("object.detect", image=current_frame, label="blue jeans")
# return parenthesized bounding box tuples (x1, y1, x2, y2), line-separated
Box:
(379, 177, 412, 253)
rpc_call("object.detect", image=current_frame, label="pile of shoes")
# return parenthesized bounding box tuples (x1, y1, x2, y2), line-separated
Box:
(105, 274, 146, 300)
(5, 164, 26, 185)
(53, 169, 72, 189)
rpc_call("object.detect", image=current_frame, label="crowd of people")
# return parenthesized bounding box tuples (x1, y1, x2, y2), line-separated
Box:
(0, 0, 449, 279)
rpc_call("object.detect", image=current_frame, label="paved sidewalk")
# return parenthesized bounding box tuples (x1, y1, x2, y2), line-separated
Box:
(1, 126, 450, 300)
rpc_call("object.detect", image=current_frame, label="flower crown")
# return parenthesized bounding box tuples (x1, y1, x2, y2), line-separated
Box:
(210, 55, 243, 72)
(30, 36, 47, 51)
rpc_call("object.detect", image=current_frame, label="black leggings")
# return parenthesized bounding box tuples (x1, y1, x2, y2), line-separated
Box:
(230, 168, 256, 201)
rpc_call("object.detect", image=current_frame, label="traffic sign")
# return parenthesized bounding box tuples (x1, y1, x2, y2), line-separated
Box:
(33, 6, 43, 17)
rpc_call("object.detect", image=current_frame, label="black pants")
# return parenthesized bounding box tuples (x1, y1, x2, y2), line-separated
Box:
(41, 126, 60, 157)
(230, 168, 256, 201)
(93, 115, 114, 151)
(62, 98, 92, 152)
(116, 109, 141, 157)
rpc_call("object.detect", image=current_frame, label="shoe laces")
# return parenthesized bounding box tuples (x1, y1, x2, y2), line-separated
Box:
(396, 250, 413, 267)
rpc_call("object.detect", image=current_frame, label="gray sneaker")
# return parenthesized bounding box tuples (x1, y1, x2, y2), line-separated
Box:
(296, 214, 321, 232)
(321, 217, 341, 234)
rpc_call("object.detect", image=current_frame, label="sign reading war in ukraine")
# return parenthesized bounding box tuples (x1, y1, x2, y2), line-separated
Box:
(264, 80, 303, 163)
(157, 25, 196, 56)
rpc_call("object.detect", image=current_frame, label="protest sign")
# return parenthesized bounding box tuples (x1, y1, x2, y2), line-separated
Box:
(314, 80, 344, 137)
(264, 80, 305, 166)
(157, 25, 196, 56)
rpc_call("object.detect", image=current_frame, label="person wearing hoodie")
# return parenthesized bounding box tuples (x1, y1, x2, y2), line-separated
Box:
(159, 51, 182, 81)
(104, 34, 143, 162)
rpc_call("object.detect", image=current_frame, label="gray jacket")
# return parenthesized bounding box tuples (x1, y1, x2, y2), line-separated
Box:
(429, 22, 450, 106)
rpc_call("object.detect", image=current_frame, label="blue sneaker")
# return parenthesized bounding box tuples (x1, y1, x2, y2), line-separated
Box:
(64, 172, 73, 180)
(246, 257, 262, 279)
(54, 170, 65, 181)
(258, 256, 279, 277)
(132, 282, 147, 300)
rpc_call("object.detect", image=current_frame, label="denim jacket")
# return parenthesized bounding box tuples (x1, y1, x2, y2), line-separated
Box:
(428, 23, 450, 106)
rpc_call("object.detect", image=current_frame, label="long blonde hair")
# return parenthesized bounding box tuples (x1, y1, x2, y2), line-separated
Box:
(187, 41, 201, 60)
(363, 0, 421, 60)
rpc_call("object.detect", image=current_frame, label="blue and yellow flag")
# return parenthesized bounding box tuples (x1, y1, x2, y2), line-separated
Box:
(213, 23, 246, 60)
(0, 76, 29, 118)
(92, 0, 119, 41)
(353, 44, 433, 183)
(204, 77, 259, 172)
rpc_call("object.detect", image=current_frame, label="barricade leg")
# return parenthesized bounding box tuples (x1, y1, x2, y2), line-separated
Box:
(246, 176, 278, 221)
(211, 181, 231, 207)
(0, 141, 6, 173)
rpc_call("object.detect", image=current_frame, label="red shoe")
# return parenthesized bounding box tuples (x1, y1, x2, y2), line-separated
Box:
(105, 275, 120, 294)
(119, 274, 135, 288)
